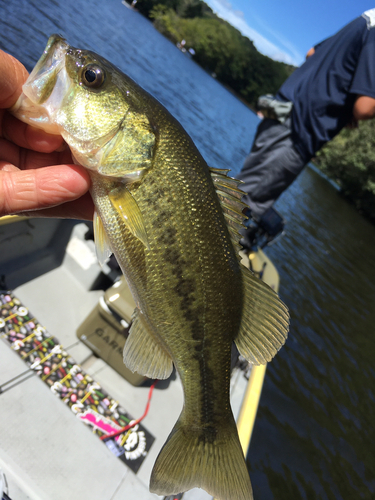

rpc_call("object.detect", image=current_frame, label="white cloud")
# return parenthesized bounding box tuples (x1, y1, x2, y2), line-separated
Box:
(205, 0, 303, 66)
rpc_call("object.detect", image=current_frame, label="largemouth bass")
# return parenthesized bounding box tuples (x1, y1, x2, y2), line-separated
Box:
(12, 35, 289, 500)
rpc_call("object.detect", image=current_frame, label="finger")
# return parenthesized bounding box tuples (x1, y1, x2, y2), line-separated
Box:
(0, 162, 20, 172)
(0, 137, 72, 170)
(0, 164, 91, 217)
(2, 111, 64, 153)
(0, 50, 64, 153)
(18, 192, 95, 220)
(0, 50, 29, 109)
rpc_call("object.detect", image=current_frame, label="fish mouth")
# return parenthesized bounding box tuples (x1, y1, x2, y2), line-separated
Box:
(11, 34, 70, 134)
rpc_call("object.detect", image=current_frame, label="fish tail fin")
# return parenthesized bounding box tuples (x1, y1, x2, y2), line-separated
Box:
(150, 412, 253, 500)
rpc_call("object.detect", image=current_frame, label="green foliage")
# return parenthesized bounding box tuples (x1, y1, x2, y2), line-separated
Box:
(315, 120, 375, 221)
(148, 3, 294, 107)
(150, 6, 182, 43)
(136, 0, 211, 18)
(176, 0, 209, 18)
(136, 0, 180, 17)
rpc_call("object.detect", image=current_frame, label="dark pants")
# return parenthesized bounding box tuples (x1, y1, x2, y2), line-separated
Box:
(238, 117, 309, 219)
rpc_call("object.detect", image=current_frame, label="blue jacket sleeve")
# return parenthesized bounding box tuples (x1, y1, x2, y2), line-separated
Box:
(350, 28, 375, 99)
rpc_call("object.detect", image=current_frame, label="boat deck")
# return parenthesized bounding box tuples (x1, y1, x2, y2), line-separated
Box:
(0, 220, 250, 500)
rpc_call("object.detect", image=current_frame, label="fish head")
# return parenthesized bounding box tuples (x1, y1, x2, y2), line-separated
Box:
(12, 34, 156, 181)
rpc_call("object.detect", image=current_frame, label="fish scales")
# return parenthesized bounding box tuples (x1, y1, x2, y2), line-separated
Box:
(11, 35, 290, 500)
(91, 111, 243, 433)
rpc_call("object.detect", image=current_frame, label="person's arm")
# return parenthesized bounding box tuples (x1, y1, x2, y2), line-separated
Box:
(352, 95, 375, 121)
(305, 38, 328, 60)
(0, 49, 94, 219)
(306, 47, 315, 59)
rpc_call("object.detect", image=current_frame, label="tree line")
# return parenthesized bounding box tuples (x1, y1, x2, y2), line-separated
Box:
(130, 0, 295, 108)
(315, 121, 375, 222)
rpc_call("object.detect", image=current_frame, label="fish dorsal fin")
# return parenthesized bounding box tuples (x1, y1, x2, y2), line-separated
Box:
(235, 266, 289, 365)
(108, 184, 150, 249)
(123, 308, 173, 379)
(93, 210, 112, 267)
(210, 167, 248, 252)
(210, 167, 289, 361)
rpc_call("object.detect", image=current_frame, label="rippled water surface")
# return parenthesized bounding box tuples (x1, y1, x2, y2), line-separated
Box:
(249, 172, 375, 499)
(1, 1, 374, 498)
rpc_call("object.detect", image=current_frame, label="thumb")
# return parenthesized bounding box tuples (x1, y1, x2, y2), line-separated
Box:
(0, 50, 29, 109)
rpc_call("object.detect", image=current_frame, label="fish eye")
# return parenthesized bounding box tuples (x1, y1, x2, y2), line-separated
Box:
(82, 64, 105, 89)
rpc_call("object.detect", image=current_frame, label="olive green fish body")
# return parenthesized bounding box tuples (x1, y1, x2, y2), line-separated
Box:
(91, 112, 241, 390)
(11, 35, 290, 500)
(90, 110, 242, 417)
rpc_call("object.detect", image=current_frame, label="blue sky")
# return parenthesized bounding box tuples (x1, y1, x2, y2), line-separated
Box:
(204, 1, 375, 66)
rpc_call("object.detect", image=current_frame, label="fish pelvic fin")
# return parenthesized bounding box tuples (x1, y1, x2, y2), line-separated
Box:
(108, 184, 150, 250)
(123, 308, 173, 379)
(150, 412, 253, 500)
(235, 266, 289, 365)
(93, 210, 112, 266)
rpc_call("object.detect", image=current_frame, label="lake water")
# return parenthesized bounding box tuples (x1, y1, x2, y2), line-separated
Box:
(1, 1, 374, 498)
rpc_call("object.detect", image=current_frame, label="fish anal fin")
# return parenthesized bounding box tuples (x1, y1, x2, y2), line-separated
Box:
(93, 210, 112, 267)
(123, 308, 173, 379)
(108, 185, 150, 249)
(235, 266, 289, 365)
(150, 411, 253, 500)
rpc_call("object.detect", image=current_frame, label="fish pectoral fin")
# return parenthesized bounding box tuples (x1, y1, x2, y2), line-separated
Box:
(93, 210, 112, 266)
(108, 185, 150, 249)
(235, 266, 289, 365)
(150, 411, 253, 500)
(123, 308, 173, 379)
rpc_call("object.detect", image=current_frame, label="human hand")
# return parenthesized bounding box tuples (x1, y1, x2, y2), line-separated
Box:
(0, 49, 94, 220)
